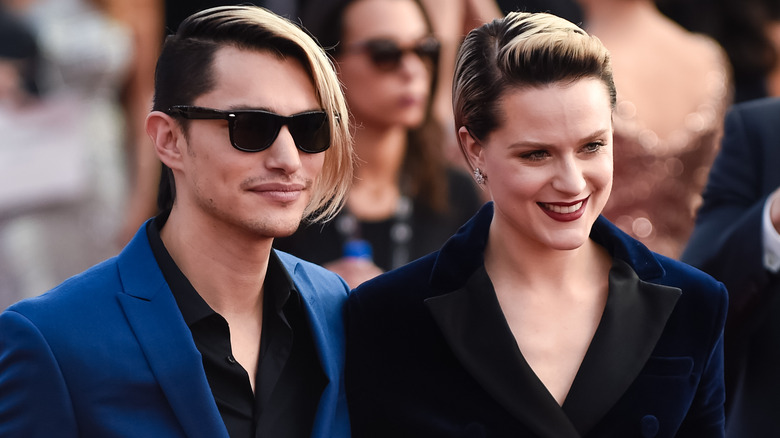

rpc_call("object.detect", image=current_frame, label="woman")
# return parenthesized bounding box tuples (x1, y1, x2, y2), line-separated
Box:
(345, 11, 727, 437)
(274, 0, 482, 287)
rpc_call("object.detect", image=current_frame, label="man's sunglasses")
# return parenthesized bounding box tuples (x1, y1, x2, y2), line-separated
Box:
(167, 105, 331, 153)
(344, 37, 440, 72)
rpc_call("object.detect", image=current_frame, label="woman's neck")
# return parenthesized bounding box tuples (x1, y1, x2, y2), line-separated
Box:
(483, 220, 610, 296)
(353, 124, 407, 180)
(348, 124, 408, 220)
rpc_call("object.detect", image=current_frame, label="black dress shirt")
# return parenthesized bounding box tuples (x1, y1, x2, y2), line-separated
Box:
(147, 217, 327, 438)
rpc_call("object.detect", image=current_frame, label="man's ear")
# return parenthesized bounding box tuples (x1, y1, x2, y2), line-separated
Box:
(457, 126, 484, 171)
(146, 111, 185, 171)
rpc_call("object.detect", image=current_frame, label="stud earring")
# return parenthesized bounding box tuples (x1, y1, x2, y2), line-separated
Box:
(473, 168, 486, 185)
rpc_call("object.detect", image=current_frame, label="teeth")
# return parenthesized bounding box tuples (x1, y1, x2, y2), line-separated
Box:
(543, 201, 582, 214)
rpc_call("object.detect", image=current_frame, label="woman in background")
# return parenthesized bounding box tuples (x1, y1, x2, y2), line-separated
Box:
(344, 11, 727, 436)
(274, 0, 482, 287)
(575, 0, 731, 258)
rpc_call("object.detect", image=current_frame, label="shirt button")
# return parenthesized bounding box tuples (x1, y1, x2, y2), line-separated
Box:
(226, 355, 237, 364)
(641, 415, 659, 437)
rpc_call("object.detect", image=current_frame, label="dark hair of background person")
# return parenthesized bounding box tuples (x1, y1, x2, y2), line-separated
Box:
(496, 0, 583, 24)
(305, 0, 450, 213)
(657, 0, 779, 103)
(164, 0, 265, 33)
(0, 6, 40, 96)
(153, 7, 319, 216)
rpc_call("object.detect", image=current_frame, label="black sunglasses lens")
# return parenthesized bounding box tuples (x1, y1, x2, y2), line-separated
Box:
(231, 111, 329, 153)
(365, 39, 439, 71)
(231, 112, 279, 151)
(415, 39, 440, 63)
(288, 112, 330, 153)
(366, 41, 403, 71)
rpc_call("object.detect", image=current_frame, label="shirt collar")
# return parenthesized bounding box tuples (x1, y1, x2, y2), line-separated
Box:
(146, 215, 300, 327)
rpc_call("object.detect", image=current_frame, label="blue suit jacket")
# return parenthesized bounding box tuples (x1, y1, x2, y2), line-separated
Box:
(0, 221, 351, 438)
(682, 97, 780, 437)
(346, 203, 727, 437)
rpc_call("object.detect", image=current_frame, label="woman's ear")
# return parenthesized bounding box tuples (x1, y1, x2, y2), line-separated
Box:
(145, 111, 184, 171)
(457, 126, 483, 171)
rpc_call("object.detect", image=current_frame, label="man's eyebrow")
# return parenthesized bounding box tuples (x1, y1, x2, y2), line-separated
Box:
(225, 105, 324, 114)
(225, 104, 272, 112)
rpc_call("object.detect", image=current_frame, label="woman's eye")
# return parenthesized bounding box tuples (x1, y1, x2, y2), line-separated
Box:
(520, 150, 549, 161)
(582, 142, 605, 153)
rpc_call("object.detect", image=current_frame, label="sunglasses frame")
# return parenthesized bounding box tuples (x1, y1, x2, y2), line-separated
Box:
(167, 105, 331, 154)
(344, 36, 440, 72)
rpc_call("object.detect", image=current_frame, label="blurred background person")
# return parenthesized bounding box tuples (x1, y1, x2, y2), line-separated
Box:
(496, 0, 583, 23)
(0, 0, 161, 309)
(769, 2, 780, 96)
(164, 0, 310, 31)
(418, 0, 502, 165)
(274, 0, 483, 287)
(575, 0, 732, 259)
(0, 5, 39, 104)
(657, 0, 780, 103)
(682, 97, 780, 438)
(0, 4, 40, 308)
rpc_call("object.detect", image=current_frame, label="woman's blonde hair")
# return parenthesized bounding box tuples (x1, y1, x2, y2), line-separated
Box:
(453, 11, 615, 165)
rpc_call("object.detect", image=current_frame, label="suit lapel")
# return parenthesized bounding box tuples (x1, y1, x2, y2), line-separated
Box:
(425, 266, 581, 438)
(563, 258, 681, 435)
(279, 254, 342, 438)
(426, 207, 682, 436)
(425, 256, 681, 437)
(280, 258, 337, 381)
(116, 226, 229, 438)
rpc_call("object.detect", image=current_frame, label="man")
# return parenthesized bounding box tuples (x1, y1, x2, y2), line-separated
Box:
(0, 6, 353, 437)
(682, 96, 780, 437)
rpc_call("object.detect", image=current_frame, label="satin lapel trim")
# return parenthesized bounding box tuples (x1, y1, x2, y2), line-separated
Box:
(425, 266, 581, 438)
(116, 233, 228, 438)
(563, 258, 681, 435)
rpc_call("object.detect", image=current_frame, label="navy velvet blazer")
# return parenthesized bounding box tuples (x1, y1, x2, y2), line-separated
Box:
(682, 97, 780, 437)
(0, 221, 351, 438)
(346, 203, 727, 437)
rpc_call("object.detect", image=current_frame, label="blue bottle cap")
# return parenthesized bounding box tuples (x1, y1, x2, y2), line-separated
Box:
(343, 239, 373, 260)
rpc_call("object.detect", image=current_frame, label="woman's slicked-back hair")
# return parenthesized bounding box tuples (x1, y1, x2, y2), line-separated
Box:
(153, 5, 353, 223)
(453, 11, 616, 160)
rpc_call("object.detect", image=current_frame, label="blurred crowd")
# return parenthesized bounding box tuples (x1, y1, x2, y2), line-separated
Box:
(1, 0, 779, 311)
(0, 0, 160, 307)
(0, 0, 777, 295)
(1, 0, 775, 306)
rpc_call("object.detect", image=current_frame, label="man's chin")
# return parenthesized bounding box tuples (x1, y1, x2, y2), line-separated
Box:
(240, 214, 303, 240)
(267, 219, 304, 238)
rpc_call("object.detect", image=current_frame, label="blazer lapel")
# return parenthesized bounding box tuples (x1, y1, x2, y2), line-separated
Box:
(425, 266, 581, 438)
(424, 209, 683, 437)
(116, 226, 228, 438)
(563, 258, 681, 435)
(279, 253, 344, 438)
